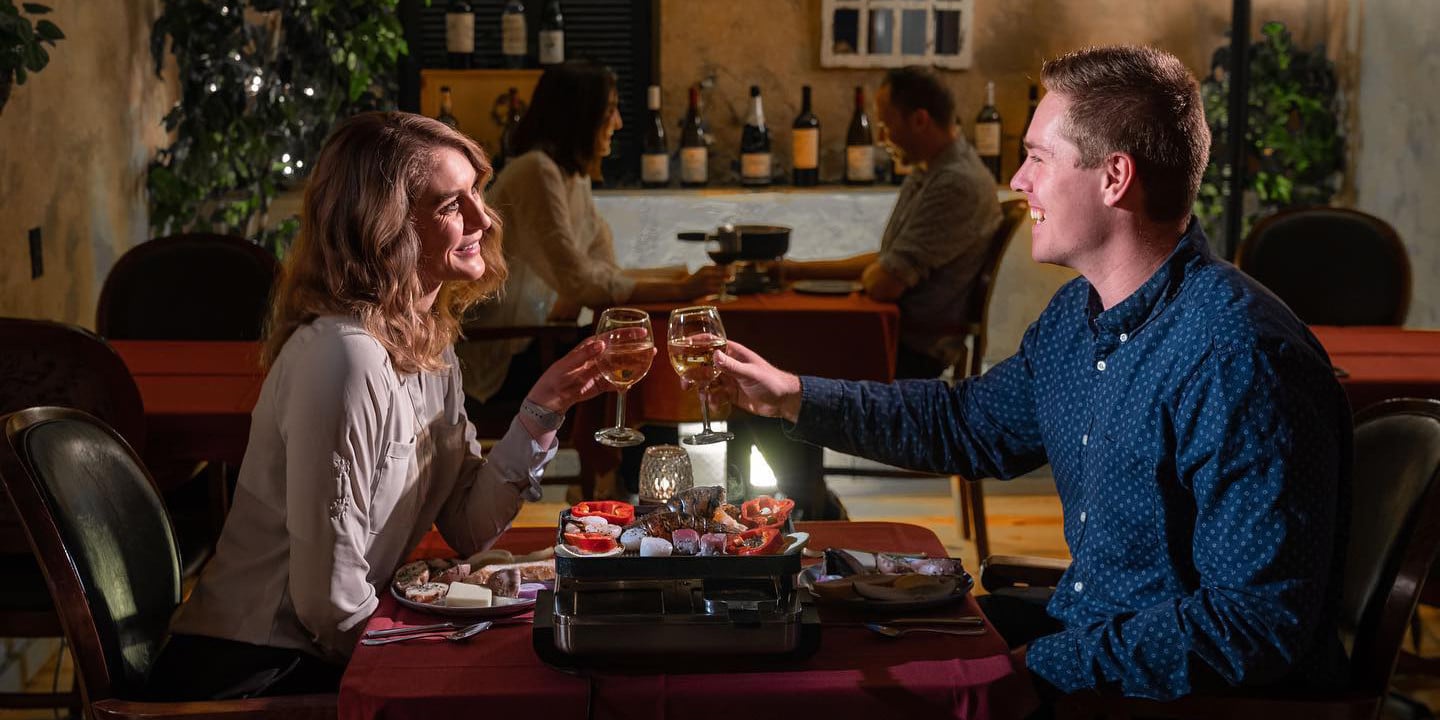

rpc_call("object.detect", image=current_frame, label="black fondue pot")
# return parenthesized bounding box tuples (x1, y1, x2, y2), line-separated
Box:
(678, 224, 791, 260)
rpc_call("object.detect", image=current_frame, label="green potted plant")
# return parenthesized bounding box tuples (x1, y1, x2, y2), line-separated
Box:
(0, 1, 63, 115)
(1195, 21, 1345, 252)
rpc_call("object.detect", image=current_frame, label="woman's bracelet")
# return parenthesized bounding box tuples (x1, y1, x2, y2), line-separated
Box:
(520, 398, 565, 432)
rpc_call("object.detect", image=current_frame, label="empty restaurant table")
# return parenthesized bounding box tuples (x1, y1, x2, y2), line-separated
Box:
(1311, 326, 1440, 411)
(340, 521, 1034, 720)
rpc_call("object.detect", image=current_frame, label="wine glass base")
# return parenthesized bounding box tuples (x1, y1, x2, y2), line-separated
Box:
(681, 430, 735, 446)
(595, 426, 646, 447)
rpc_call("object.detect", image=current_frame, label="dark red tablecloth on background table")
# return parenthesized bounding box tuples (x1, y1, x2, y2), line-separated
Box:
(1311, 326, 1440, 412)
(341, 521, 1033, 720)
(627, 290, 900, 424)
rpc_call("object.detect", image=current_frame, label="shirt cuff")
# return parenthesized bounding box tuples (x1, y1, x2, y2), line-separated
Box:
(491, 416, 561, 502)
(1027, 629, 1092, 694)
(782, 376, 846, 442)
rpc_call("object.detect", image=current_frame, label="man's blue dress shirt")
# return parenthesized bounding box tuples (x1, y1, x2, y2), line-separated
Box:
(791, 220, 1351, 700)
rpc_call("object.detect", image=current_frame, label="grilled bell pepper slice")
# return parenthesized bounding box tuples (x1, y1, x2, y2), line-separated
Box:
(727, 526, 783, 556)
(740, 496, 795, 528)
(563, 532, 619, 554)
(570, 500, 635, 525)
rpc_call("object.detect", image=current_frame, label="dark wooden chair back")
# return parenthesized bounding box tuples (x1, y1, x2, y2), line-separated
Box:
(1235, 207, 1410, 326)
(97, 233, 280, 341)
(956, 197, 1030, 378)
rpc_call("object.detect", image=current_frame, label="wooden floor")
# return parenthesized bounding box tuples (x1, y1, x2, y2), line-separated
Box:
(5, 475, 1439, 718)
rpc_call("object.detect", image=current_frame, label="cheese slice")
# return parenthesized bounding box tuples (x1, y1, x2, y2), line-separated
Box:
(445, 582, 493, 608)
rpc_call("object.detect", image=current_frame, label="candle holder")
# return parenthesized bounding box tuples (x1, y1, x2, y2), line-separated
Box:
(637, 444, 693, 505)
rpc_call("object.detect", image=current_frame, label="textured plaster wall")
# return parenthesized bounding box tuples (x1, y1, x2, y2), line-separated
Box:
(1353, 0, 1440, 328)
(0, 1, 173, 329)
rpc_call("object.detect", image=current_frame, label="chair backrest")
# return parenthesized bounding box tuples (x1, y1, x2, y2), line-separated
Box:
(96, 233, 281, 341)
(1339, 398, 1440, 696)
(1235, 207, 1410, 326)
(957, 197, 1029, 377)
(0, 407, 182, 705)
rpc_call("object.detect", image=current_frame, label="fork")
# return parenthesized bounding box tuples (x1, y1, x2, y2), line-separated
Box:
(865, 622, 986, 638)
(360, 620, 492, 645)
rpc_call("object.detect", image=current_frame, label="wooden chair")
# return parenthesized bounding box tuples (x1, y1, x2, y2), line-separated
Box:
(0, 406, 335, 720)
(821, 198, 1031, 559)
(1236, 206, 1410, 326)
(96, 233, 282, 575)
(981, 398, 1440, 719)
(0, 318, 146, 714)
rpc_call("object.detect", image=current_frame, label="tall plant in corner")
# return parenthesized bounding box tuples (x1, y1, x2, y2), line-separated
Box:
(1195, 21, 1344, 251)
(149, 0, 408, 254)
(0, 1, 64, 114)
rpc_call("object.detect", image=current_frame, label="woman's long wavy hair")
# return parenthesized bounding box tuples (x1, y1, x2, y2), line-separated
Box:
(262, 111, 507, 374)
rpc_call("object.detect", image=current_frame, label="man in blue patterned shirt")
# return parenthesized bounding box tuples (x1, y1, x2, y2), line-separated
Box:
(707, 45, 1351, 703)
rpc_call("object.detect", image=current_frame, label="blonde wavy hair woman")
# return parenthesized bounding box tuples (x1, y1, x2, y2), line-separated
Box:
(147, 112, 607, 701)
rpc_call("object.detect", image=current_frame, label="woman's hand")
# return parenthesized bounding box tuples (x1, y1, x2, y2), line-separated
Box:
(525, 337, 608, 415)
(698, 339, 803, 423)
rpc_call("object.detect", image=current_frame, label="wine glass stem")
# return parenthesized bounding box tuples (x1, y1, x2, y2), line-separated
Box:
(614, 389, 628, 431)
(697, 386, 713, 434)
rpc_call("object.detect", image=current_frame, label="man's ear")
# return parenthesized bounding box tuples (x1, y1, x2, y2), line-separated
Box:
(1101, 152, 1137, 208)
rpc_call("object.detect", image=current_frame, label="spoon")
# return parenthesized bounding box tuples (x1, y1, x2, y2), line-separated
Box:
(865, 623, 986, 638)
(360, 620, 493, 645)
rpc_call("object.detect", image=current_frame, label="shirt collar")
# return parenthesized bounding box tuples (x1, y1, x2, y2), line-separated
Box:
(1088, 217, 1211, 336)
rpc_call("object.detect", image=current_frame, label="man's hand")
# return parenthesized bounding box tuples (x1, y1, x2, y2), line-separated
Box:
(702, 339, 804, 423)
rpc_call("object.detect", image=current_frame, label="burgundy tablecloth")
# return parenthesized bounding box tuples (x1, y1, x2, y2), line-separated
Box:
(627, 290, 900, 424)
(1311, 326, 1440, 412)
(341, 521, 1033, 720)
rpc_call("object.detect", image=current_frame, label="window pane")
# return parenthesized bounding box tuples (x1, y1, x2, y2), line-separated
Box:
(869, 8, 894, 55)
(935, 9, 962, 55)
(833, 8, 859, 54)
(900, 9, 926, 55)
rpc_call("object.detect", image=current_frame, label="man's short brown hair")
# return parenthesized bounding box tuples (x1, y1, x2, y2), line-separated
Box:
(1041, 45, 1209, 223)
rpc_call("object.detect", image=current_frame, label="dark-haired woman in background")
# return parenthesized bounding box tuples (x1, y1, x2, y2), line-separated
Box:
(458, 59, 723, 412)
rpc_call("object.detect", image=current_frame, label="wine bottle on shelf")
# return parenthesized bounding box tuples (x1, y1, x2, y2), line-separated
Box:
(791, 85, 819, 187)
(641, 85, 669, 188)
(497, 87, 522, 171)
(740, 85, 772, 187)
(845, 85, 875, 185)
(679, 85, 708, 188)
(975, 80, 1002, 183)
(538, 0, 564, 67)
(436, 86, 460, 130)
(1018, 83, 1039, 169)
(445, 0, 475, 69)
(501, 0, 527, 69)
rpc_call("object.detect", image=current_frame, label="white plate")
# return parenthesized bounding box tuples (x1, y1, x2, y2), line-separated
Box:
(390, 584, 537, 618)
(798, 565, 973, 612)
(792, 279, 862, 295)
(553, 531, 809, 558)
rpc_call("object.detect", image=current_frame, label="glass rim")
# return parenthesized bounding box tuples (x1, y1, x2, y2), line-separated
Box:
(669, 304, 719, 316)
(597, 307, 651, 323)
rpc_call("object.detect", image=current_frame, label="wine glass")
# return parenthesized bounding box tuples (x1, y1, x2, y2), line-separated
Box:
(666, 305, 735, 445)
(704, 225, 742, 303)
(593, 308, 655, 447)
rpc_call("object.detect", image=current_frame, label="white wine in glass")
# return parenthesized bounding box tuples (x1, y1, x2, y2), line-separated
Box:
(594, 308, 655, 447)
(667, 305, 735, 445)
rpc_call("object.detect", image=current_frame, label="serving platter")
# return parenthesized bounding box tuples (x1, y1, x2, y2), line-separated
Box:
(554, 531, 809, 559)
(798, 565, 974, 612)
(390, 585, 537, 618)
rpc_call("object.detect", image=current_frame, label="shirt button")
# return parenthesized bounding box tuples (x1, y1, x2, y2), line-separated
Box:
(1096, 360, 1107, 372)
(1073, 581, 1084, 592)
(1119, 333, 1129, 342)
(1080, 511, 1088, 522)
(1081, 434, 1088, 446)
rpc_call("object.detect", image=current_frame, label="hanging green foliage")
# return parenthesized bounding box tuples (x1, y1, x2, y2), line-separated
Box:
(1196, 21, 1345, 251)
(0, 1, 64, 113)
(148, 0, 410, 255)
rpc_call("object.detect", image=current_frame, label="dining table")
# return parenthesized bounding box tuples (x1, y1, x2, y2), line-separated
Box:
(627, 288, 901, 424)
(1311, 326, 1440, 412)
(341, 520, 1035, 720)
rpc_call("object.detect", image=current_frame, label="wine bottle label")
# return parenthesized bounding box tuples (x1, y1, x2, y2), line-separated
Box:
(539, 30, 564, 64)
(741, 152, 772, 183)
(846, 145, 875, 181)
(446, 14, 475, 54)
(792, 128, 819, 170)
(642, 154, 669, 183)
(976, 122, 1001, 156)
(680, 147, 707, 183)
(502, 14, 526, 56)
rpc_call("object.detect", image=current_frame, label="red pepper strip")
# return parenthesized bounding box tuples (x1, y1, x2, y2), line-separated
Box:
(570, 500, 635, 525)
(740, 496, 795, 528)
(727, 526, 783, 556)
(563, 532, 619, 554)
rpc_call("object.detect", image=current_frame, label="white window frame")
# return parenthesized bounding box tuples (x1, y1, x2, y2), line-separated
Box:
(820, 0, 974, 69)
